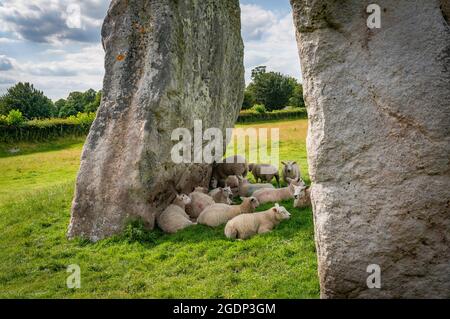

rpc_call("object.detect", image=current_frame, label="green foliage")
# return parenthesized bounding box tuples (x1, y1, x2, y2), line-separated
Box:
(289, 84, 305, 108)
(57, 89, 101, 118)
(0, 82, 54, 119)
(247, 67, 299, 111)
(242, 89, 255, 110)
(6, 109, 25, 126)
(0, 112, 96, 143)
(237, 108, 307, 123)
(251, 104, 267, 114)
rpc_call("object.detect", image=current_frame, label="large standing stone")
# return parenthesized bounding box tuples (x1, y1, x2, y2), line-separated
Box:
(291, 0, 450, 298)
(68, 0, 244, 241)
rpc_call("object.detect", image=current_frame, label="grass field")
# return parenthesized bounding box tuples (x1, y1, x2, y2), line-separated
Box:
(0, 118, 319, 298)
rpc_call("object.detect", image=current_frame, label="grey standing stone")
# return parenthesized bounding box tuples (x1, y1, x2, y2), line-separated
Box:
(68, 0, 244, 241)
(291, 0, 450, 298)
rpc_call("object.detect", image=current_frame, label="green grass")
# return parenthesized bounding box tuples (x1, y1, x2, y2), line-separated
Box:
(0, 119, 319, 298)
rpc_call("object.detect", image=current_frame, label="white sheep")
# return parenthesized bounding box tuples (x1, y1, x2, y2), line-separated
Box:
(282, 161, 301, 184)
(293, 179, 311, 208)
(197, 197, 260, 227)
(225, 203, 291, 240)
(186, 191, 215, 219)
(156, 194, 195, 234)
(238, 176, 274, 197)
(209, 186, 233, 204)
(252, 178, 303, 205)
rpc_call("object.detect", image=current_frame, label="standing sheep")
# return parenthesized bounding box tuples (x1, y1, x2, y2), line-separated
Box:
(209, 187, 233, 204)
(225, 203, 291, 240)
(212, 155, 248, 183)
(197, 197, 260, 227)
(249, 163, 280, 187)
(281, 161, 300, 185)
(252, 179, 303, 205)
(293, 179, 311, 208)
(238, 176, 274, 197)
(186, 191, 215, 219)
(156, 194, 195, 234)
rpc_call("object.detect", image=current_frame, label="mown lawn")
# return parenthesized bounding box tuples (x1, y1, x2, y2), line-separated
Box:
(0, 119, 319, 298)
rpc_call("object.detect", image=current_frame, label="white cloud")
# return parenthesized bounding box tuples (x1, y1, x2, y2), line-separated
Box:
(241, 4, 302, 84)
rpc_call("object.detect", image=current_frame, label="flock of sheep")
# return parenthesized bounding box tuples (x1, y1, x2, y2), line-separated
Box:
(157, 155, 311, 240)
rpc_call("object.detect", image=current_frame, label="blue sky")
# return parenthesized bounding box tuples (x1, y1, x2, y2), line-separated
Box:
(0, 0, 301, 100)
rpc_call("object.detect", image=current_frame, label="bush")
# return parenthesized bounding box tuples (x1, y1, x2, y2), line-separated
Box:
(0, 112, 96, 143)
(252, 104, 267, 114)
(6, 110, 25, 126)
(237, 108, 307, 123)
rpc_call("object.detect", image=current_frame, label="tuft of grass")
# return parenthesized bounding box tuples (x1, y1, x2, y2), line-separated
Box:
(0, 118, 319, 298)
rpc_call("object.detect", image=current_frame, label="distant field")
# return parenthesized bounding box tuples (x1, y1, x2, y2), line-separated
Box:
(0, 119, 319, 298)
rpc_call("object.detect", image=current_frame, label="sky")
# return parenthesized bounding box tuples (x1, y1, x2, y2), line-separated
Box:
(0, 0, 302, 101)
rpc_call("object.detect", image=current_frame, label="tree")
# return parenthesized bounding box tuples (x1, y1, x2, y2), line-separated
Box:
(289, 83, 305, 108)
(0, 82, 54, 119)
(84, 90, 102, 113)
(242, 89, 255, 110)
(247, 67, 297, 111)
(54, 99, 66, 117)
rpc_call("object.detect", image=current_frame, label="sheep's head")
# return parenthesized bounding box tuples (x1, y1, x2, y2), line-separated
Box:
(282, 161, 297, 174)
(223, 186, 233, 199)
(240, 196, 260, 210)
(293, 180, 307, 200)
(177, 194, 191, 205)
(273, 203, 291, 220)
(237, 175, 249, 186)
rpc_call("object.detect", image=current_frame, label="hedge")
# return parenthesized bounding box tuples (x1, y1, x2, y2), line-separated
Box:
(236, 108, 307, 123)
(0, 113, 95, 143)
(0, 109, 308, 143)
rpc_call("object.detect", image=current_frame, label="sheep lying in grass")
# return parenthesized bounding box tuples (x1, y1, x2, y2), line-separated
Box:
(252, 178, 303, 205)
(186, 190, 215, 219)
(249, 163, 280, 187)
(209, 187, 233, 204)
(238, 176, 274, 197)
(293, 179, 311, 208)
(282, 161, 300, 184)
(197, 197, 259, 227)
(224, 175, 239, 197)
(225, 203, 291, 240)
(157, 194, 195, 234)
(212, 155, 248, 183)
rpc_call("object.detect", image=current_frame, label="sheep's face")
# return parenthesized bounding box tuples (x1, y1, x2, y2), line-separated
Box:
(223, 186, 233, 199)
(293, 182, 307, 200)
(237, 176, 249, 186)
(282, 161, 297, 174)
(274, 204, 291, 220)
(178, 194, 191, 205)
(249, 197, 259, 209)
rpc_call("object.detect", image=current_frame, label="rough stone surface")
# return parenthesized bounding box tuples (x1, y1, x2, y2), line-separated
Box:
(68, 0, 244, 241)
(291, 0, 450, 298)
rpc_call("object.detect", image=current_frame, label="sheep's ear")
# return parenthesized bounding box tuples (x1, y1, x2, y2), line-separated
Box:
(275, 203, 280, 208)
(240, 196, 246, 201)
(281, 161, 287, 166)
(292, 161, 297, 165)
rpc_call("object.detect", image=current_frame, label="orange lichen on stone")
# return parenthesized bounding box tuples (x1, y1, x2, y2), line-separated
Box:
(116, 54, 125, 61)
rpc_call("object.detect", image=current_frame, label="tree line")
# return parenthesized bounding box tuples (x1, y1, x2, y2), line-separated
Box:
(0, 67, 305, 121)
(0, 82, 102, 120)
(243, 66, 305, 112)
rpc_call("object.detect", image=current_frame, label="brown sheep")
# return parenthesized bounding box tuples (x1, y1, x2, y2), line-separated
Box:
(197, 197, 259, 227)
(209, 187, 233, 204)
(238, 176, 274, 197)
(225, 203, 291, 240)
(224, 175, 240, 197)
(186, 191, 215, 219)
(252, 178, 303, 205)
(249, 163, 280, 187)
(212, 155, 248, 183)
(156, 194, 195, 234)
